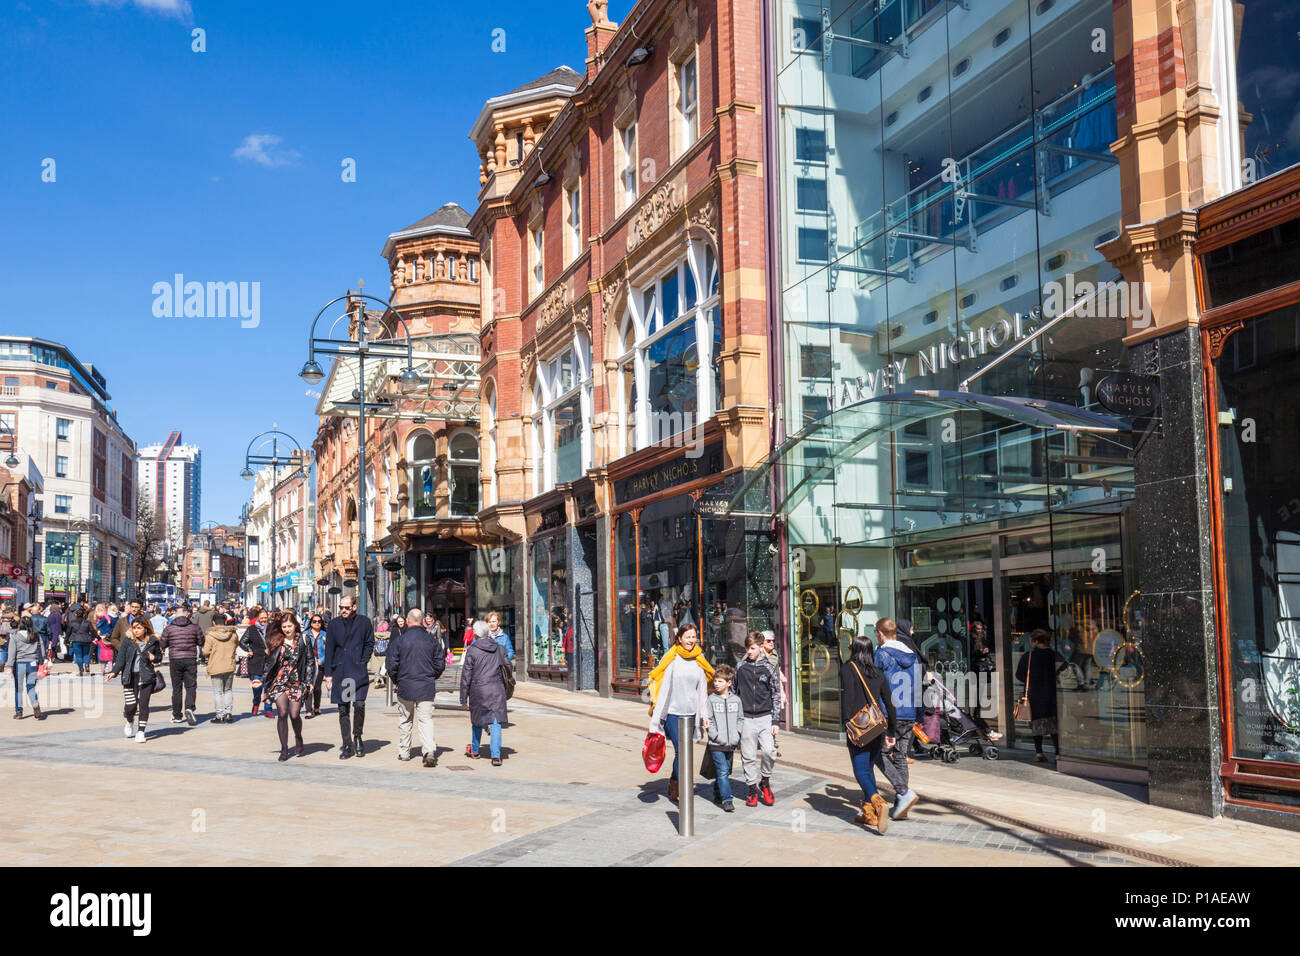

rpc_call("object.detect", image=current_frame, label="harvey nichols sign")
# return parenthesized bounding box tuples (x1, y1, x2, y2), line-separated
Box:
(830, 312, 1036, 409)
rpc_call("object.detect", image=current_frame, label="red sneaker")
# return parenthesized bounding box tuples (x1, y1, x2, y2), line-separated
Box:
(759, 780, 775, 806)
(745, 788, 759, 807)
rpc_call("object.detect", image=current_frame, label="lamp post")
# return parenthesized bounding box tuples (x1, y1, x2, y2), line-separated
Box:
(199, 519, 221, 604)
(300, 292, 420, 621)
(241, 429, 309, 612)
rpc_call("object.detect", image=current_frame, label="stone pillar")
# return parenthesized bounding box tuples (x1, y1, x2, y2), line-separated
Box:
(1099, 0, 1241, 816)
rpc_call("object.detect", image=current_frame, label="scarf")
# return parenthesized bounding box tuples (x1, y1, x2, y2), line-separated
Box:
(646, 644, 715, 708)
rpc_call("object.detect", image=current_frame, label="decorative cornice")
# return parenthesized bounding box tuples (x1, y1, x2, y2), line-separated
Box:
(600, 270, 627, 316)
(626, 182, 682, 252)
(538, 283, 571, 331)
(1098, 209, 1198, 268)
(575, 299, 592, 338)
(520, 340, 537, 381)
(1206, 320, 1244, 360)
(687, 195, 718, 245)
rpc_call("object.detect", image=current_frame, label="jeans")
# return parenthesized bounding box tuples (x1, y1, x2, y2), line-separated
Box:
(849, 740, 884, 800)
(71, 643, 92, 671)
(876, 722, 914, 800)
(397, 697, 436, 757)
(662, 713, 696, 782)
(210, 673, 234, 717)
(12, 662, 39, 711)
(470, 721, 502, 759)
(170, 658, 198, 718)
(711, 749, 735, 803)
(251, 676, 263, 711)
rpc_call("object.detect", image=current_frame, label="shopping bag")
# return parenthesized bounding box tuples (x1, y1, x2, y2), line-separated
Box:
(699, 745, 716, 780)
(642, 732, 666, 773)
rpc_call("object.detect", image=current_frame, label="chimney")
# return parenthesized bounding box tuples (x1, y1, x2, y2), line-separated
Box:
(585, 11, 619, 82)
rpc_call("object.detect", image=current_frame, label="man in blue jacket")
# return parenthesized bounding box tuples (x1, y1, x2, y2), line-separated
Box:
(873, 617, 921, 821)
(386, 608, 446, 767)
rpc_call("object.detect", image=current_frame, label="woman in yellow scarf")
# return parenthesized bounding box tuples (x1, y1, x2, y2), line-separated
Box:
(647, 624, 715, 802)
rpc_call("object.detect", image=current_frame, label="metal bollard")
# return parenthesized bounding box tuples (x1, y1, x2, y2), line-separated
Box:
(678, 714, 694, 837)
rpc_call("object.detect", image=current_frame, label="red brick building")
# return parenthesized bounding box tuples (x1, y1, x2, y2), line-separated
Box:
(471, 0, 772, 695)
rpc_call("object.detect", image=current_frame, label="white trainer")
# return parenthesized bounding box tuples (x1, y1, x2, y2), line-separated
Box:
(123, 721, 133, 738)
(135, 730, 146, 743)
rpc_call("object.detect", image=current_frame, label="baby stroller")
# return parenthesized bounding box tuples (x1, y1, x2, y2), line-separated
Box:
(916, 672, 1000, 762)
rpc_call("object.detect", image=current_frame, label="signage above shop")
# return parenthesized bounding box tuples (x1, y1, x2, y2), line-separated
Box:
(1096, 372, 1161, 417)
(829, 312, 1037, 410)
(539, 505, 566, 532)
(615, 443, 724, 505)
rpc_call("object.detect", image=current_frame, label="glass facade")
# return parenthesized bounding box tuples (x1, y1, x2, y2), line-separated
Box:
(774, 0, 1143, 762)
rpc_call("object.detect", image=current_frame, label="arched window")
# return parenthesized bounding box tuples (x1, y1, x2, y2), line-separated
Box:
(485, 384, 498, 507)
(410, 432, 437, 519)
(532, 330, 593, 496)
(448, 429, 479, 517)
(619, 239, 721, 454)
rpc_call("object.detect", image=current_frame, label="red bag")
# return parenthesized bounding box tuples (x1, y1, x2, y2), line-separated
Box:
(643, 732, 666, 773)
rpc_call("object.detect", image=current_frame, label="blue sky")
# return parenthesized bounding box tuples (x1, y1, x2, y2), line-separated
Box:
(0, 0, 603, 524)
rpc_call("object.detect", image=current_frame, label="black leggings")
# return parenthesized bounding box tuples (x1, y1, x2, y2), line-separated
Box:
(1033, 734, 1060, 754)
(311, 667, 325, 711)
(337, 700, 365, 742)
(124, 679, 154, 731)
(274, 693, 304, 751)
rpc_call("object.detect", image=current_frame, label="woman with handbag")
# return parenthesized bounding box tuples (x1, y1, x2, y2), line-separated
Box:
(840, 635, 897, 834)
(262, 611, 316, 761)
(1014, 629, 1060, 763)
(67, 605, 97, 677)
(646, 623, 714, 803)
(8, 612, 48, 720)
(108, 618, 162, 742)
(307, 613, 328, 718)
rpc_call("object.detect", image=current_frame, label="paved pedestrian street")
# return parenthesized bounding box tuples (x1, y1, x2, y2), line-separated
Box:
(2, 666, 1295, 867)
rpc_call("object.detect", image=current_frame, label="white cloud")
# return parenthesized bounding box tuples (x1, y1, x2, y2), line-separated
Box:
(232, 133, 302, 169)
(88, 0, 193, 19)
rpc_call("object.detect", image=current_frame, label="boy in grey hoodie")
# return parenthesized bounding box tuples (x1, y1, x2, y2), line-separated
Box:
(705, 663, 742, 812)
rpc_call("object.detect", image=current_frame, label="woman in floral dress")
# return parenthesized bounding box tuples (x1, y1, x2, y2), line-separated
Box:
(262, 611, 316, 761)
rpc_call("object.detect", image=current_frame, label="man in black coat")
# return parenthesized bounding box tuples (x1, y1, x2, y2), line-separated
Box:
(324, 595, 374, 759)
(386, 607, 446, 767)
(160, 606, 203, 726)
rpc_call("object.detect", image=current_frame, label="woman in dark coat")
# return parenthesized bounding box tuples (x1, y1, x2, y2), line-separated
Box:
(1014, 628, 1060, 762)
(238, 610, 269, 717)
(840, 635, 897, 835)
(109, 618, 163, 742)
(262, 611, 316, 761)
(324, 596, 374, 759)
(66, 606, 97, 677)
(460, 619, 508, 765)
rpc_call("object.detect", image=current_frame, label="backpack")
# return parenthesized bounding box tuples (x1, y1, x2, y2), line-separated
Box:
(500, 659, 516, 700)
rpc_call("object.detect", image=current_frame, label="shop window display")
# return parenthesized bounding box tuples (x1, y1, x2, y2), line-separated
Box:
(531, 534, 569, 667)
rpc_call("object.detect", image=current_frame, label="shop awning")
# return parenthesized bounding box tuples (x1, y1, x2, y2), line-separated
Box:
(726, 389, 1132, 518)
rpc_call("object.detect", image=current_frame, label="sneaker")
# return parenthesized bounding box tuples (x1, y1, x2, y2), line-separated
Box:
(745, 788, 759, 808)
(490, 757, 502, 767)
(759, 779, 775, 806)
(465, 744, 480, 759)
(184, 708, 196, 727)
(423, 753, 437, 768)
(123, 721, 133, 738)
(891, 790, 919, 821)
(397, 752, 411, 761)
(170, 717, 184, 725)
(135, 730, 146, 743)
(721, 801, 735, 813)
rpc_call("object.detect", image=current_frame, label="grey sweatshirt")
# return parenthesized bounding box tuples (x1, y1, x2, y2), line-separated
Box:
(649, 656, 708, 737)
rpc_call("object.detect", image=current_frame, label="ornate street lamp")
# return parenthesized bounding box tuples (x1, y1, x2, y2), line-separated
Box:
(241, 429, 310, 612)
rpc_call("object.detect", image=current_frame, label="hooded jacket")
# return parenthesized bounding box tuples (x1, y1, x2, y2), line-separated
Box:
(875, 639, 922, 722)
(202, 626, 240, 677)
(160, 615, 203, 661)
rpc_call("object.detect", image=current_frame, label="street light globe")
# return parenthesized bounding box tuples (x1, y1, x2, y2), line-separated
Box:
(299, 360, 326, 384)
(240, 466, 255, 480)
(4, 453, 17, 468)
(399, 365, 421, 384)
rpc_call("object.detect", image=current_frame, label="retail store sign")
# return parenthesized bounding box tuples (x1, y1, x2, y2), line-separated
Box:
(615, 443, 724, 505)
(1096, 372, 1160, 417)
(830, 313, 1035, 409)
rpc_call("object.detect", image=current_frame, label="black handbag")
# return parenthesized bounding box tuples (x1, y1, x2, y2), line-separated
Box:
(500, 661, 516, 700)
(152, 670, 167, 693)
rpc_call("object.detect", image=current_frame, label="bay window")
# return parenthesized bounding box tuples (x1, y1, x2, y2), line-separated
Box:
(410, 433, 437, 519)
(448, 430, 480, 517)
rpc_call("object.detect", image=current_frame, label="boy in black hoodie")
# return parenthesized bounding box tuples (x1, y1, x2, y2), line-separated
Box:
(734, 632, 782, 807)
